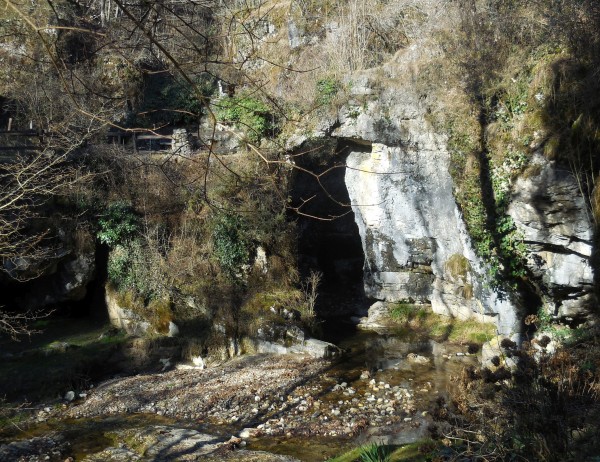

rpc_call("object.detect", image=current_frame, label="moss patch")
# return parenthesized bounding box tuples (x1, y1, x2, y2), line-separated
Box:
(445, 254, 471, 281)
(389, 303, 496, 345)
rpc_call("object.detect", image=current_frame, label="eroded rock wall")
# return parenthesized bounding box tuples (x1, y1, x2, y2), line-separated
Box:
(301, 70, 517, 334)
(508, 154, 595, 321)
(344, 140, 518, 334)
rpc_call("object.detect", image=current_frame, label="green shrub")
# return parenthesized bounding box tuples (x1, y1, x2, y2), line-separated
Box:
(97, 202, 139, 247)
(107, 244, 133, 289)
(138, 74, 216, 126)
(211, 213, 253, 277)
(215, 94, 274, 143)
(316, 77, 340, 105)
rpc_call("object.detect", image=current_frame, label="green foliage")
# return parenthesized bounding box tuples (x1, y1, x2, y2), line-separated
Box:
(107, 244, 133, 289)
(216, 94, 274, 143)
(316, 77, 340, 105)
(359, 442, 391, 462)
(390, 303, 427, 323)
(211, 213, 253, 277)
(447, 116, 528, 289)
(488, 150, 529, 284)
(97, 202, 139, 247)
(490, 149, 528, 210)
(326, 440, 435, 462)
(107, 239, 166, 301)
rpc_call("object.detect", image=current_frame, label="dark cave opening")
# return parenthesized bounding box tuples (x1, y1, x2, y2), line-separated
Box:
(289, 139, 371, 320)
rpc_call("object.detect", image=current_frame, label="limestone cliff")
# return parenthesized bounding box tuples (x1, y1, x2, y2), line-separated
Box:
(279, 2, 596, 335)
(508, 154, 595, 321)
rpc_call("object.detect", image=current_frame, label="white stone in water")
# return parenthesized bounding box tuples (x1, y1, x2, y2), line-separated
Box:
(64, 391, 75, 402)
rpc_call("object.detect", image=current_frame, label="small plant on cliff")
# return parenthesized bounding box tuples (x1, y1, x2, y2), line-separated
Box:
(215, 94, 274, 144)
(316, 77, 340, 105)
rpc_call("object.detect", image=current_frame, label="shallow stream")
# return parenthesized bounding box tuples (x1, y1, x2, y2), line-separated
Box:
(1, 324, 477, 461)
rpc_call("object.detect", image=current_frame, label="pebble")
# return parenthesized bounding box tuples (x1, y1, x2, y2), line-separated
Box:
(55, 355, 442, 441)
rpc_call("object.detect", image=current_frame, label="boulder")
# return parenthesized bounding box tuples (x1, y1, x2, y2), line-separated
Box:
(293, 338, 342, 359)
(357, 301, 394, 330)
(105, 293, 152, 336)
(257, 338, 341, 359)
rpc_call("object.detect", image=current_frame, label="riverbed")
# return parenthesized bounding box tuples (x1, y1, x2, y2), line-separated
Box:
(0, 327, 478, 461)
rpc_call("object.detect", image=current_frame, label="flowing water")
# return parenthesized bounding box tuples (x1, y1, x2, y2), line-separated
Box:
(247, 326, 477, 459)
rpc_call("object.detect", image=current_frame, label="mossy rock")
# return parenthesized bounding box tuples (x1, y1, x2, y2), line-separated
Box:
(445, 254, 471, 281)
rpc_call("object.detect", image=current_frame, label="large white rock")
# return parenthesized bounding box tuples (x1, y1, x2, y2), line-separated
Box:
(345, 142, 516, 334)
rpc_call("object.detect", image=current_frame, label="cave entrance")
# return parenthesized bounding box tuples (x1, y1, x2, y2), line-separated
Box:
(289, 139, 370, 322)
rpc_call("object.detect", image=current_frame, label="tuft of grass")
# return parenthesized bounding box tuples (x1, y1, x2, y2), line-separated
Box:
(359, 442, 391, 462)
(326, 440, 438, 462)
(390, 303, 428, 324)
(430, 317, 496, 344)
(389, 303, 496, 345)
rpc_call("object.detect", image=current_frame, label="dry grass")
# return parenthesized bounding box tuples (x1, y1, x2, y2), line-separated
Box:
(439, 325, 600, 461)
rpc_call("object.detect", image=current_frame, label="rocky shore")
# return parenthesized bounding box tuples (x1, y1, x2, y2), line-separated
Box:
(3, 336, 477, 461)
(56, 352, 431, 439)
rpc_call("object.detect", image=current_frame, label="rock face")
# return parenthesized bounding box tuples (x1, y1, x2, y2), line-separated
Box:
(333, 84, 518, 333)
(105, 290, 152, 336)
(10, 238, 96, 310)
(508, 154, 595, 320)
